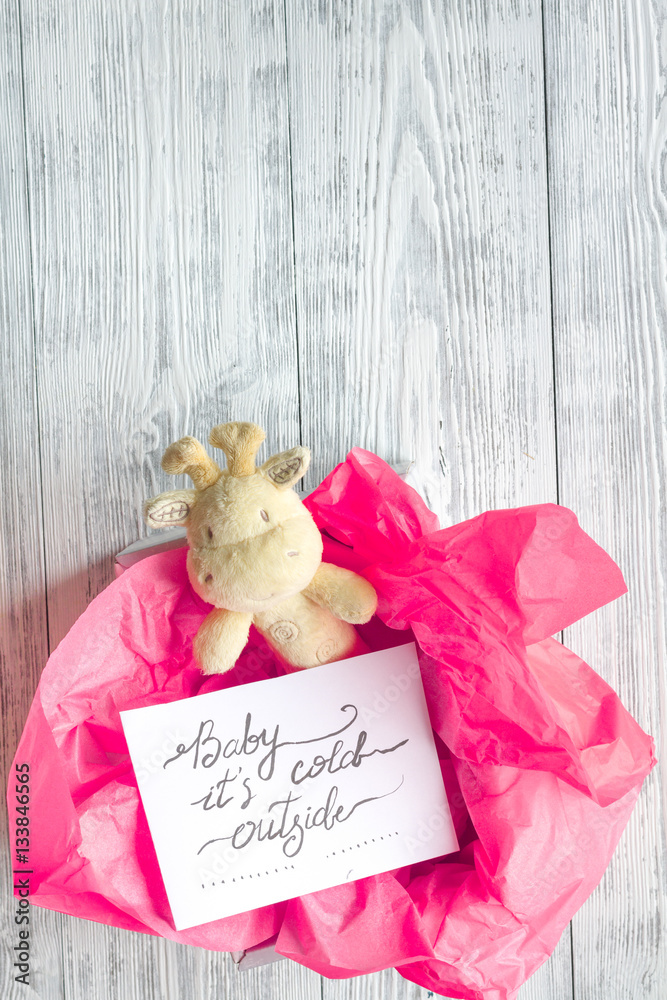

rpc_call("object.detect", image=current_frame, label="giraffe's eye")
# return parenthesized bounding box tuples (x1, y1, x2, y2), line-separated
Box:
(260, 509, 269, 522)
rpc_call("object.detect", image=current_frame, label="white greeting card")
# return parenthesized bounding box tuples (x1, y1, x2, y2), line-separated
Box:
(120, 642, 458, 930)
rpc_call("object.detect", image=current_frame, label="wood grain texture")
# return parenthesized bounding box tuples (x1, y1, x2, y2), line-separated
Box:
(285, 0, 557, 525)
(322, 951, 575, 1000)
(544, 0, 666, 997)
(0, 2, 64, 998)
(323, 966, 431, 1000)
(21, 0, 300, 651)
(285, 3, 567, 994)
(2, 0, 663, 997)
(16, 1, 304, 998)
(56, 919, 324, 1000)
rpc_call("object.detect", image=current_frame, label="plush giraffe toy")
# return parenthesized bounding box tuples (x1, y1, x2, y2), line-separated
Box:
(143, 422, 378, 675)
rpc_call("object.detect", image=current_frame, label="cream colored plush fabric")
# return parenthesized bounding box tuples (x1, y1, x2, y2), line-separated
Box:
(144, 422, 377, 674)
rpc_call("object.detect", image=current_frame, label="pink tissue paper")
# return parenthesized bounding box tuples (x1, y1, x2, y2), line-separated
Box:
(8, 449, 655, 999)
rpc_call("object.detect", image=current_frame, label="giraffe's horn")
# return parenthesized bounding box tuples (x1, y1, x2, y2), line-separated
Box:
(161, 437, 222, 490)
(209, 422, 266, 477)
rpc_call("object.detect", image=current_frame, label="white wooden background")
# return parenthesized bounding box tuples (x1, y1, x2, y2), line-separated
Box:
(1, 1, 665, 997)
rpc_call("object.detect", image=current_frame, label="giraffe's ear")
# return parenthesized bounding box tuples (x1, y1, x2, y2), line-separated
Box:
(260, 447, 310, 490)
(143, 489, 196, 528)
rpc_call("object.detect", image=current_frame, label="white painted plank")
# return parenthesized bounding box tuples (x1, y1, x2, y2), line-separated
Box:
(17, 1, 311, 998)
(323, 966, 431, 1000)
(286, 0, 558, 525)
(518, 933, 573, 1000)
(150, 936, 325, 1000)
(286, 2, 571, 999)
(9, 1, 661, 998)
(0, 2, 64, 998)
(21, 0, 301, 651)
(58, 921, 322, 1000)
(544, 1, 667, 997)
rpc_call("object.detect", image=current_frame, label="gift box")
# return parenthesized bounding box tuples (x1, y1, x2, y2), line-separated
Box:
(7, 448, 655, 1000)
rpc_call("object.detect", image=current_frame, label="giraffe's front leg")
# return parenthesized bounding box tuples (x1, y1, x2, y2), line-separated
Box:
(193, 608, 252, 674)
(302, 562, 377, 624)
